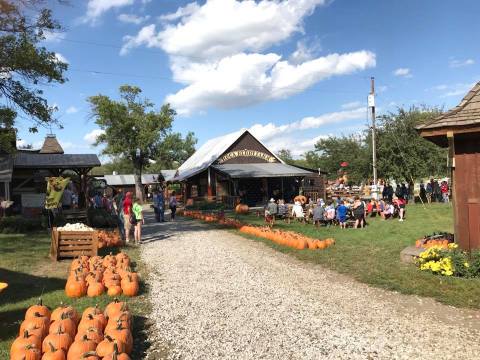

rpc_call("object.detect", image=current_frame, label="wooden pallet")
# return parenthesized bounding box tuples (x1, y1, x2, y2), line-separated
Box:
(50, 227, 98, 261)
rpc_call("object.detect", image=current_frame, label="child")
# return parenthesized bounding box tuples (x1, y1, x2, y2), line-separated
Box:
(337, 200, 348, 229)
(132, 196, 144, 244)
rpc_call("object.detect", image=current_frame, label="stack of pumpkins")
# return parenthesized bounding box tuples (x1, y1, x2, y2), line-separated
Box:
(239, 225, 335, 250)
(97, 230, 122, 249)
(11, 299, 133, 359)
(65, 253, 139, 298)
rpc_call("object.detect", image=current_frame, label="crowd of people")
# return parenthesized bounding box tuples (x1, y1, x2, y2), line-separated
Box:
(264, 191, 410, 229)
(420, 179, 450, 204)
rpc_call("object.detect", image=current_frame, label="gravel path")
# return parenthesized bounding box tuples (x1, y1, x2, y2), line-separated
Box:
(141, 218, 480, 360)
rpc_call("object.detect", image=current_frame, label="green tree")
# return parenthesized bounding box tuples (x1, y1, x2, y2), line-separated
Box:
(313, 135, 371, 184)
(276, 149, 294, 165)
(147, 131, 197, 172)
(0, 0, 67, 133)
(88, 85, 191, 201)
(375, 106, 447, 182)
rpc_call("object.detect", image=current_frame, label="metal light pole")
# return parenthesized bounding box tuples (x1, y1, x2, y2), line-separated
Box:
(368, 77, 378, 198)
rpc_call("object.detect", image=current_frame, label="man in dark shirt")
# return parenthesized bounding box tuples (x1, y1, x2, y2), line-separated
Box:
(113, 188, 125, 240)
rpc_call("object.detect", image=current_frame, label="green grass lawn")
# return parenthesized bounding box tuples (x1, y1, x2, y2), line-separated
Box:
(232, 203, 480, 309)
(0, 232, 150, 359)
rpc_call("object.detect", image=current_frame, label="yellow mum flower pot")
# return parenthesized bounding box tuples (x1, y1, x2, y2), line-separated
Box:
(0, 282, 8, 293)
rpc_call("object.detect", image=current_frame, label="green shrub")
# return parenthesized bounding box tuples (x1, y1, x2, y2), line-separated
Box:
(185, 201, 225, 211)
(87, 208, 118, 228)
(0, 216, 44, 233)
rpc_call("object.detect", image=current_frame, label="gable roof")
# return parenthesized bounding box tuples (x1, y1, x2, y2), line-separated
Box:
(101, 171, 176, 186)
(175, 129, 283, 181)
(417, 81, 480, 131)
(39, 135, 64, 154)
(14, 152, 100, 169)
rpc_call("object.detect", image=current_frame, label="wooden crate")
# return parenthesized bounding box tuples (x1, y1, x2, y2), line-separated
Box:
(50, 227, 98, 261)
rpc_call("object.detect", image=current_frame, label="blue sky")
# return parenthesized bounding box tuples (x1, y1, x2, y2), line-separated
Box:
(14, 0, 480, 158)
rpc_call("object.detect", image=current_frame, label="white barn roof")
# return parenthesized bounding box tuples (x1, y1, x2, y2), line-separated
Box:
(175, 129, 283, 181)
(101, 171, 176, 186)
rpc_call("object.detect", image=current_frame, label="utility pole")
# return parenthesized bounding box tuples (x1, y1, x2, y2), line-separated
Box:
(368, 77, 378, 194)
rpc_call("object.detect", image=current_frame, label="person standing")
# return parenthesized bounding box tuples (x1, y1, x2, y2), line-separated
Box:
(426, 180, 433, 204)
(114, 188, 125, 241)
(419, 182, 426, 203)
(433, 180, 442, 202)
(132, 196, 144, 244)
(337, 200, 348, 229)
(122, 192, 133, 243)
(61, 186, 73, 210)
(352, 196, 365, 228)
(153, 188, 165, 222)
(441, 181, 449, 203)
(169, 190, 178, 221)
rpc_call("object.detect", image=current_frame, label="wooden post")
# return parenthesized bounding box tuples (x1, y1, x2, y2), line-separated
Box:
(207, 167, 213, 200)
(447, 131, 458, 246)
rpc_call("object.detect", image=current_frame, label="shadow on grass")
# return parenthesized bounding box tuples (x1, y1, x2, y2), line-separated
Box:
(0, 269, 65, 341)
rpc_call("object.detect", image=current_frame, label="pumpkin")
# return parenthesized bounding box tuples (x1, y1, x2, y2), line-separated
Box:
(10, 344, 41, 360)
(235, 204, 249, 214)
(20, 313, 50, 336)
(25, 298, 51, 320)
(307, 239, 317, 249)
(105, 299, 128, 320)
(325, 238, 335, 247)
(78, 314, 105, 334)
(120, 275, 139, 297)
(51, 304, 79, 325)
(316, 240, 327, 249)
(75, 327, 104, 344)
(66, 336, 96, 360)
(42, 328, 73, 353)
(87, 282, 105, 297)
(65, 275, 87, 298)
(49, 314, 77, 339)
(104, 322, 133, 354)
(0, 282, 8, 292)
(107, 311, 132, 329)
(11, 330, 41, 355)
(96, 335, 126, 357)
(107, 285, 122, 297)
(81, 306, 106, 329)
(41, 343, 66, 360)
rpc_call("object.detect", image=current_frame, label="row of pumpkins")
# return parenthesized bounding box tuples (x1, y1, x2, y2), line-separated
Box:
(66, 253, 138, 298)
(182, 210, 335, 250)
(11, 299, 133, 360)
(415, 238, 451, 249)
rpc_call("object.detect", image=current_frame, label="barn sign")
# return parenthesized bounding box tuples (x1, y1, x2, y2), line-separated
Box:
(217, 149, 277, 164)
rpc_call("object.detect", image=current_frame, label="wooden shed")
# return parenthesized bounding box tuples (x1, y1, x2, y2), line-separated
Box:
(417, 81, 480, 251)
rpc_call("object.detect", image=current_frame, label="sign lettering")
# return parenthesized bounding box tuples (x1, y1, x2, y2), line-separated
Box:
(217, 149, 276, 164)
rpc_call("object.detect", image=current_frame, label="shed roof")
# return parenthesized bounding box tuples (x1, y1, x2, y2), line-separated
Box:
(13, 152, 100, 169)
(213, 163, 314, 179)
(39, 135, 64, 154)
(101, 171, 176, 186)
(175, 129, 283, 181)
(417, 81, 480, 131)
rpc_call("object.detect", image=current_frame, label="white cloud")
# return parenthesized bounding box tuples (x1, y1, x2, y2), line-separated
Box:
(84, 129, 105, 144)
(166, 51, 376, 115)
(82, 0, 134, 24)
(65, 106, 79, 114)
(393, 68, 412, 78)
(55, 53, 68, 64)
(123, 0, 327, 58)
(341, 101, 362, 109)
(121, 0, 375, 114)
(289, 39, 322, 64)
(377, 85, 388, 93)
(118, 13, 150, 24)
(449, 58, 475, 68)
(158, 2, 200, 22)
(248, 107, 366, 143)
(16, 139, 28, 148)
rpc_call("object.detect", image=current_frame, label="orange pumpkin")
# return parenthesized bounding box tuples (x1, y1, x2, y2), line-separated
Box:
(235, 204, 249, 214)
(41, 343, 66, 360)
(75, 327, 104, 344)
(66, 336, 96, 360)
(107, 285, 122, 297)
(96, 335, 126, 357)
(42, 328, 73, 353)
(120, 275, 139, 297)
(49, 315, 77, 339)
(10, 344, 41, 360)
(316, 240, 327, 250)
(65, 275, 87, 298)
(11, 330, 41, 355)
(20, 313, 50, 337)
(78, 314, 105, 334)
(51, 304, 79, 325)
(25, 298, 51, 320)
(104, 300, 128, 320)
(104, 323, 133, 354)
(87, 282, 105, 297)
